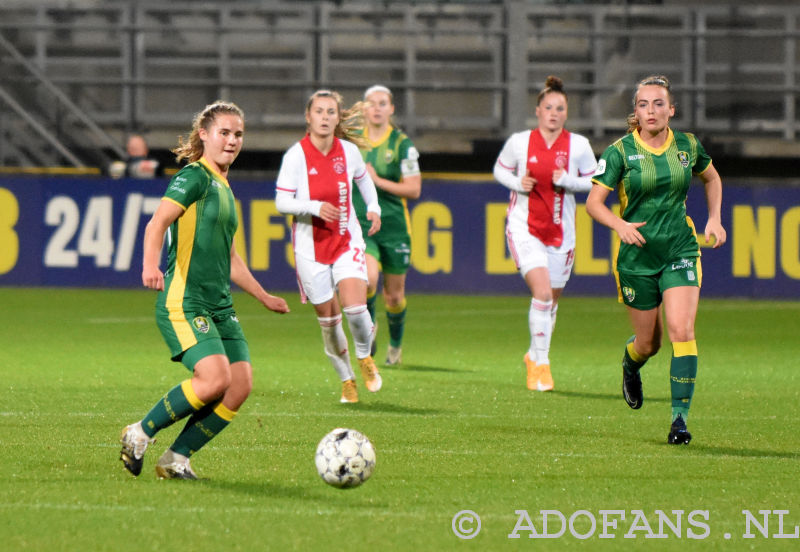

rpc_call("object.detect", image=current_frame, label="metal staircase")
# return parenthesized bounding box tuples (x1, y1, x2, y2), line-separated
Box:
(0, 31, 124, 168)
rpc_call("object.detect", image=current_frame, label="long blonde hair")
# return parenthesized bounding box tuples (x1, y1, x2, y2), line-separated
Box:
(172, 100, 245, 163)
(626, 75, 674, 134)
(305, 90, 369, 149)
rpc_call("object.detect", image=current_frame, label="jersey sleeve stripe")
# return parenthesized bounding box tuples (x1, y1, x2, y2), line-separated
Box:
(162, 196, 188, 211)
(591, 178, 615, 190)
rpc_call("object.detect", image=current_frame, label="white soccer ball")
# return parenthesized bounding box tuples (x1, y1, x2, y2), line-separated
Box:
(315, 428, 376, 488)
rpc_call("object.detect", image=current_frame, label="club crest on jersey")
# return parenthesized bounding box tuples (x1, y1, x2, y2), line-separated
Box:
(192, 316, 210, 333)
(555, 151, 568, 168)
(332, 156, 345, 174)
(677, 151, 690, 168)
(383, 150, 395, 163)
(622, 286, 636, 303)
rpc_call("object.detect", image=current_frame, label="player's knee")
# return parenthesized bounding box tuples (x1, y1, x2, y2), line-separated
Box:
(636, 338, 661, 358)
(384, 291, 405, 309)
(208, 372, 232, 398)
(234, 374, 252, 400)
(668, 325, 695, 344)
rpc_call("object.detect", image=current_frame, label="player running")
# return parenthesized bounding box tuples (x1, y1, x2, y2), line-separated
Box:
(493, 75, 597, 391)
(353, 85, 421, 366)
(586, 75, 726, 444)
(275, 90, 382, 404)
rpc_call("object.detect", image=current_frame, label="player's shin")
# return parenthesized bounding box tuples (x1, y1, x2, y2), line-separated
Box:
(141, 379, 206, 437)
(670, 340, 698, 421)
(342, 304, 374, 359)
(318, 315, 355, 381)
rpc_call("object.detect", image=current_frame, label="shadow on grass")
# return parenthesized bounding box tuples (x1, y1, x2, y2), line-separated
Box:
(346, 401, 442, 416)
(381, 363, 466, 373)
(202, 479, 391, 507)
(670, 444, 800, 460)
(201, 478, 319, 499)
(551, 389, 670, 404)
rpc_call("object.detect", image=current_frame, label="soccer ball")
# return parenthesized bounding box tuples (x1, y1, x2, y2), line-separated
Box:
(315, 428, 376, 488)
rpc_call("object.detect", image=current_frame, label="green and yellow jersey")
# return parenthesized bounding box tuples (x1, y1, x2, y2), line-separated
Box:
(352, 125, 419, 238)
(592, 129, 712, 275)
(157, 158, 237, 314)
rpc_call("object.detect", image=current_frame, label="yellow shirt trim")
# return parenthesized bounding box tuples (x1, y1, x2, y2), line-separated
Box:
(199, 157, 230, 188)
(162, 197, 188, 211)
(366, 125, 393, 149)
(633, 128, 674, 156)
(166, 202, 198, 350)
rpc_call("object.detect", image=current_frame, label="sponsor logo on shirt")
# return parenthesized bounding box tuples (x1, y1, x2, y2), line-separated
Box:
(628, 154, 645, 161)
(169, 176, 187, 194)
(309, 167, 318, 175)
(528, 155, 538, 164)
(338, 180, 348, 235)
(671, 258, 695, 270)
(553, 194, 562, 225)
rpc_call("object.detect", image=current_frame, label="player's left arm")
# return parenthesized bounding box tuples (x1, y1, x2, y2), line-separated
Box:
(553, 135, 596, 193)
(366, 145, 421, 199)
(230, 242, 290, 313)
(697, 162, 726, 248)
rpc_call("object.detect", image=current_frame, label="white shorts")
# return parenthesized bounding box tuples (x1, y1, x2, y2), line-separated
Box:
(507, 228, 575, 289)
(295, 247, 368, 305)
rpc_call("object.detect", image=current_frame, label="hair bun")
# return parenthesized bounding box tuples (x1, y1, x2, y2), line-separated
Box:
(545, 75, 564, 91)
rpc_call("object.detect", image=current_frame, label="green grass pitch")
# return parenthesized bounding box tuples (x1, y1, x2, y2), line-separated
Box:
(1, 288, 798, 551)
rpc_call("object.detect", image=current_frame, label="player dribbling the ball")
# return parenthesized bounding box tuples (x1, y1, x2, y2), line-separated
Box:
(119, 101, 289, 479)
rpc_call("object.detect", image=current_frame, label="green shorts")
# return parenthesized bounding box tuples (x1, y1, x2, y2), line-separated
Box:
(617, 257, 702, 310)
(364, 233, 411, 275)
(156, 306, 250, 371)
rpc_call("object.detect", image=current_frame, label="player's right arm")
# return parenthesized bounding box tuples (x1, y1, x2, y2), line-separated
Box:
(493, 132, 533, 192)
(274, 145, 329, 219)
(586, 147, 646, 247)
(142, 199, 184, 290)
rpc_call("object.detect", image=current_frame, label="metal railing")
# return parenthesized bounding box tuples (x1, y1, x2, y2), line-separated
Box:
(0, 1, 797, 167)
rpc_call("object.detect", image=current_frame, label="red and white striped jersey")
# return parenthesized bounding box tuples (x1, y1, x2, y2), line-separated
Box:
(276, 136, 380, 264)
(494, 129, 596, 251)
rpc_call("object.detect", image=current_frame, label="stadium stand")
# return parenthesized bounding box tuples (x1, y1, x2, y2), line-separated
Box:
(0, 0, 797, 176)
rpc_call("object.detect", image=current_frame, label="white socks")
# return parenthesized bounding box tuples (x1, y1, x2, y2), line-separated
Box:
(318, 315, 354, 381)
(342, 304, 374, 359)
(529, 298, 553, 365)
